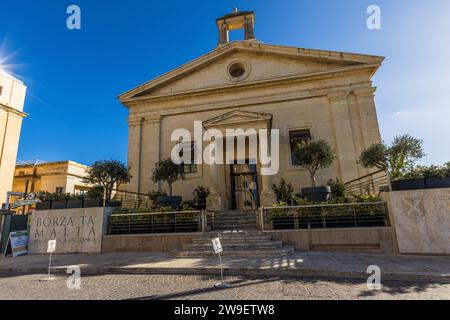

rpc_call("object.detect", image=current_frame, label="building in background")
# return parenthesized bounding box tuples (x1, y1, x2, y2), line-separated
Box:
(12, 160, 91, 196)
(0, 70, 27, 206)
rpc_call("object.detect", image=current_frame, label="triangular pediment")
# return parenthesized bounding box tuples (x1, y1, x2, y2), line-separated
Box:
(119, 41, 384, 103)
(203, 110, 272, 129)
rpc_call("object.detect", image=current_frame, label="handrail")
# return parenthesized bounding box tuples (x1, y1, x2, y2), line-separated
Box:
(109, 210, 201, 218)
(344, 169, 387, 185)
(262, 202, 385, 210)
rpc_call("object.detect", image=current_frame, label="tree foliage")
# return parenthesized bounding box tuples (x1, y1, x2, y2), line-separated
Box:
(359, 134, 425, 180)
(271, 179, 294, 203)
(294, 139, 336, 187)
(84, 160, 132, 200)
(151, 159, 185, 196)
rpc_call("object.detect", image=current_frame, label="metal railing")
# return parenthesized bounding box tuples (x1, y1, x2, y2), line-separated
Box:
(107, 210, 204, 235)
(344, 169, 391, 196)
(112, 189, 154, 209)
(260, 202, 389, 231)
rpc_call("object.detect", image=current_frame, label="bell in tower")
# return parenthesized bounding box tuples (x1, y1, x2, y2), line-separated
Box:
(216, 8, 256, 45)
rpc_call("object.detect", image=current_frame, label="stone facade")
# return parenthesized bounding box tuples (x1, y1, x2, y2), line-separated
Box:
(119, 13, 384, 210)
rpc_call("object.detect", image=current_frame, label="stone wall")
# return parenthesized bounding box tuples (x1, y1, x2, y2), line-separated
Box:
(102, 228, 397, 254)
(266, 227, 397, 254)
(382, 188, 450, 255)
(28, 207, 113, 254)
(102, 233, 201, 253)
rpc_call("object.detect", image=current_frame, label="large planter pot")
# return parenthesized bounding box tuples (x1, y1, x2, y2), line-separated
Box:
(67, 199, 84, 209)
(156, 196, 182, 209)
(51, 200, 67, 210)
(106, 200, 122, 208)
(425, 177, 450, 189)
(83, 198, 102, 208)
(301, 186, 331, 203)
(35, 201, 51, 211)
(391, 179, 426, 191)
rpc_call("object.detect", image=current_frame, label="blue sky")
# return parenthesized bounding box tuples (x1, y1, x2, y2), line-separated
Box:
(1, 0, 449, 166)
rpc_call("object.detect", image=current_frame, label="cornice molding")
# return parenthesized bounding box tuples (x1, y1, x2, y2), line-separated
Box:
(127, 83, 375, 122)
(0, 103, 28, 118)
(123, 64, 379, 107)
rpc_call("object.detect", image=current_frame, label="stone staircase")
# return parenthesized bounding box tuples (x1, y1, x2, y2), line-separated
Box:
(173, 210, 294, 257)
(210, 210, 258, 231)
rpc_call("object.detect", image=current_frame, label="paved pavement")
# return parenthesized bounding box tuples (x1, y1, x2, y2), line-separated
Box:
(0, 273, 449, 300)
(1, 251, 449, 283)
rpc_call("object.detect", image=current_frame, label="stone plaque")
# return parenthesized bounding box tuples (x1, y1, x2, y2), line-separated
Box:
(28, 207, 112, 254)
(387, 188, 450, 255)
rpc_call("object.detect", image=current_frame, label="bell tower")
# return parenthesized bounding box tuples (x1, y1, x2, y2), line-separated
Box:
(216, 8, 255, 45)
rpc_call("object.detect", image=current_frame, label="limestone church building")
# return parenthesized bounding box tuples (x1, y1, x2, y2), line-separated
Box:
(119, 9, 384, 211)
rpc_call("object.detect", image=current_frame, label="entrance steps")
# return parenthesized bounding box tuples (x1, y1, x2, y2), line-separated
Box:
(173, 230, 295, 258)
(209, 210, 258, 231)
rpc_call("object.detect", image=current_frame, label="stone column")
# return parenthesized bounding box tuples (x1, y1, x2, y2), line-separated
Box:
(140, 115, 162, 193)
(353, 88, 383, 146)
(260, 171, 276, 207)
(127, 117, 143, 194)
(206, 139, 224, 212)
(259, 130, 276, 207)
(328, 92, 360, 183)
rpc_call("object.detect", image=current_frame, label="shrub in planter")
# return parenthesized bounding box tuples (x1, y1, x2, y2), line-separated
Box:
(83, 198, 103, 208)
(192, 186, 210, 210)
(294, 139, 336, 203)
(35, 201, 51, 211)
(67, 199, 84, 209)
(51, 200, 67, 210)
(67, 194, 86, 209)
(271, 179, 294, 204)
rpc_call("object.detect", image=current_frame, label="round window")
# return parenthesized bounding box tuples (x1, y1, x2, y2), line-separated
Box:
(229, 62, 246, 78)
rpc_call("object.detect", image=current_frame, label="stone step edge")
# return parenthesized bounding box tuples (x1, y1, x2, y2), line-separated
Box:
(184, 242, 283, 248)
(3, 267, 449, 284)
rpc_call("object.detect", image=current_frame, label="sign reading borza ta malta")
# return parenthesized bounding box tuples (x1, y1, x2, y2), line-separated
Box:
(29, 208, 108, 254)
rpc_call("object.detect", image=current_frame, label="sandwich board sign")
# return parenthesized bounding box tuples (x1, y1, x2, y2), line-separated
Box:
(211, 237, 223, 254)
(4, 230, 28, 257)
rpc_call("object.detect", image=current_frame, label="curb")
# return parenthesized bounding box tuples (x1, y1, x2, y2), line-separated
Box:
(1, 266, 449, 284)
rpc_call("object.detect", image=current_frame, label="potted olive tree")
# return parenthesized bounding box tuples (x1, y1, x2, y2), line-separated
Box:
(151, 159, 185, 209)
(84, 160, 131, 207)
(359, 134, 426, 191)
(295, 139, 336, 202)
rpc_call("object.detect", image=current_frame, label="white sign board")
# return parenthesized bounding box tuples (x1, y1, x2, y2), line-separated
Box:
(211, 238, 223, 254)
(6, 231, 28, 257)
(47, 239, 56, 253)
